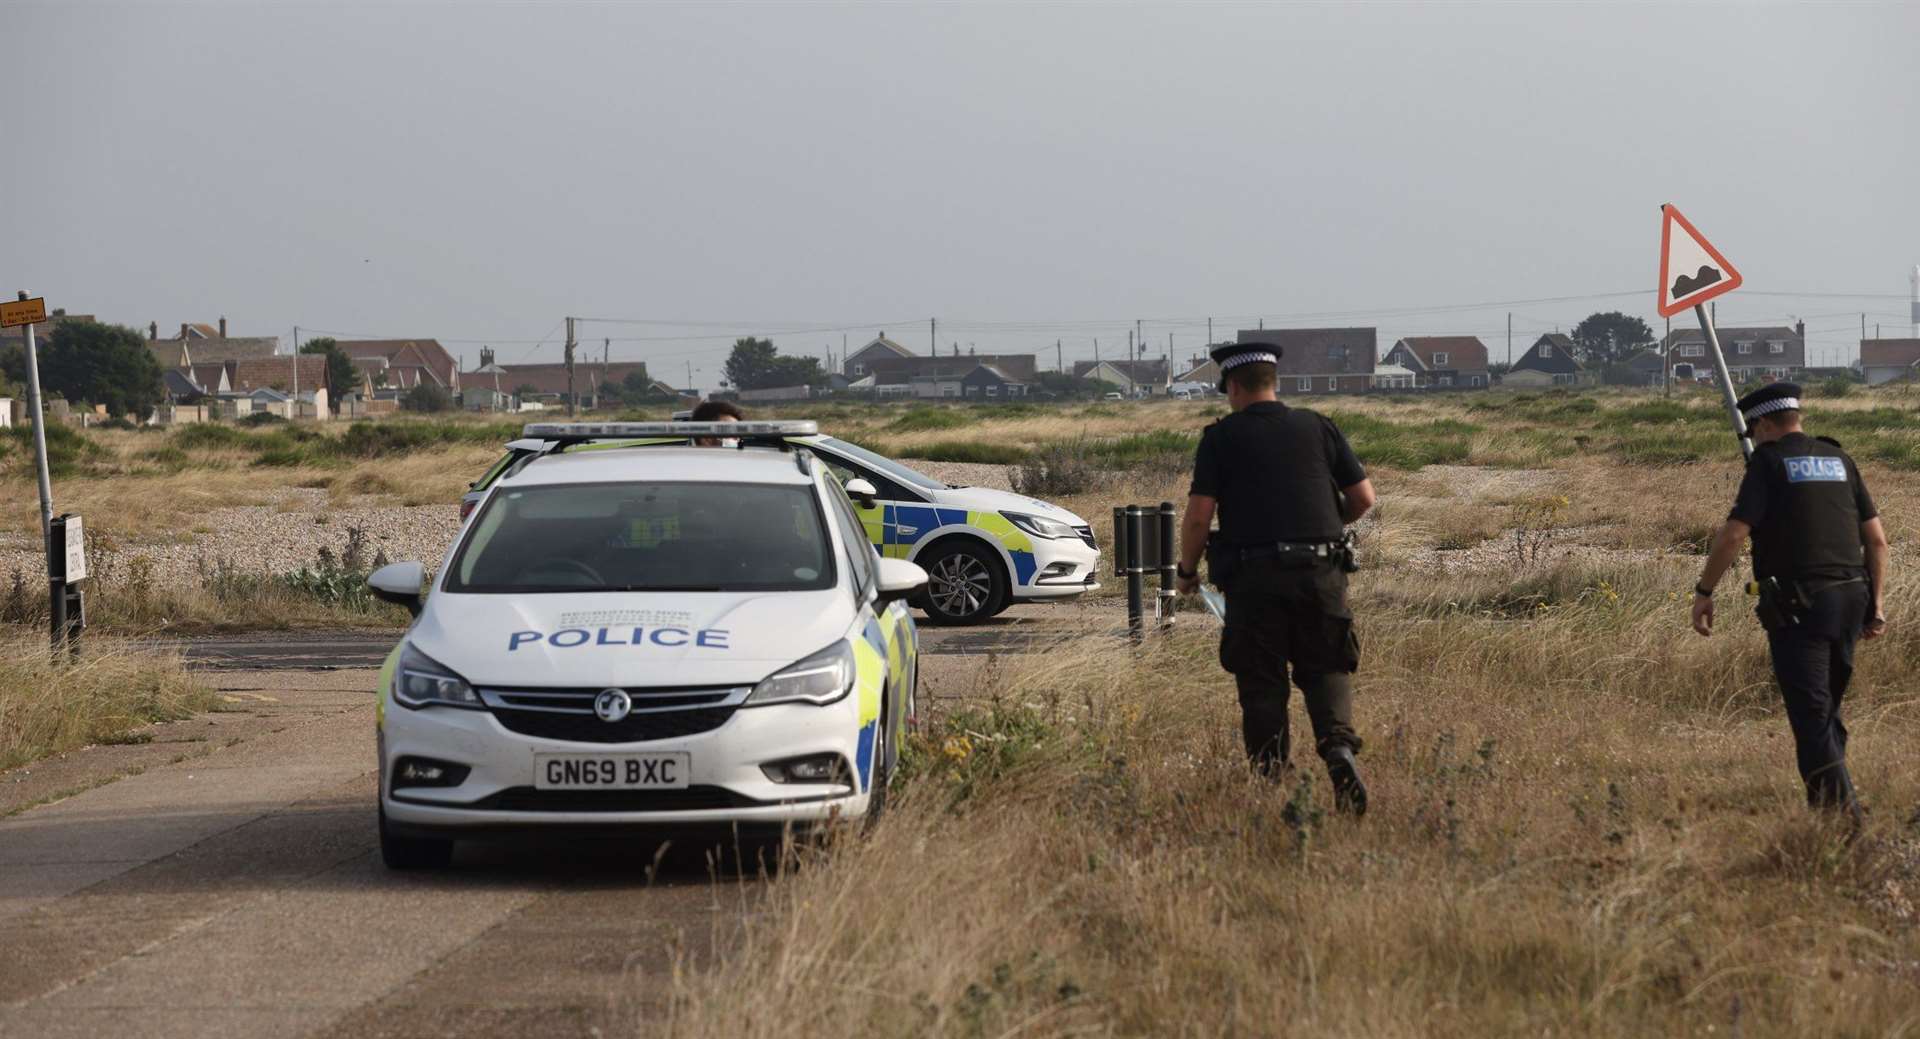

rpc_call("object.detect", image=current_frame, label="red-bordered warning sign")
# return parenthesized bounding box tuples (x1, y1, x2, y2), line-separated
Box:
(1657, 205, 1742, 317)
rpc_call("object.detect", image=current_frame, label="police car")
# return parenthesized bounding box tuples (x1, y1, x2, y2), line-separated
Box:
(463, 426, 1101, 625)
(370, 421, 925, 869)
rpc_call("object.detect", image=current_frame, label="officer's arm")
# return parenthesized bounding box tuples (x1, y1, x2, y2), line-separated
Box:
(1862, 516, 1889, 629)
(1179, 495, 1215, 577)
(1339, 479, 1376, 524)
(1696, 518, 1751, 595)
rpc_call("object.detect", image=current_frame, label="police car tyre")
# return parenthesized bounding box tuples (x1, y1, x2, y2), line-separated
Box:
(379, 805, 454, 870)
(917, 539, 1009, 626)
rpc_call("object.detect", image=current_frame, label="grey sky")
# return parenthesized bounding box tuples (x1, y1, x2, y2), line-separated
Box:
(8, 1, 1916, 384)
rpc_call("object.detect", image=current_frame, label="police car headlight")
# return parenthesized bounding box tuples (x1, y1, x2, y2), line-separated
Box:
(745, 641, 856, 707)
(392, 644, 484, 710)
(1001, 511, 1076, 540)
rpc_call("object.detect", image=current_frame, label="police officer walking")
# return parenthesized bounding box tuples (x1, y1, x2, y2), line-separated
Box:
(1175, 342, 1377, 814)
(1691, 383, 1890, 818)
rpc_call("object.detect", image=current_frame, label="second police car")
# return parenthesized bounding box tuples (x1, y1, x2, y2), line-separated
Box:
(371, 422, 923, 869)
(463, 425, 1101, 626)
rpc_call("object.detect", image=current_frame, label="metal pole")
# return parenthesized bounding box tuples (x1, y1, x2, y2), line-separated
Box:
(17, 293, 60, 652)
(1111, 505, 1128, 579)
(564, 316, 576, 417)
(1157, 501, 1176, 629)
(1124, 505, 1145, 643)
(1694, 303, 1751, 460)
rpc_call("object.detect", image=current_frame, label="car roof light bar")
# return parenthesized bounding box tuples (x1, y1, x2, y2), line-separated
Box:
(522, 421, 818, 439)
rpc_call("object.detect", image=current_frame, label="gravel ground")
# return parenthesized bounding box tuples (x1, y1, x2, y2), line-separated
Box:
(894, 459, 1017, 492)
(0, 489, 462, 586)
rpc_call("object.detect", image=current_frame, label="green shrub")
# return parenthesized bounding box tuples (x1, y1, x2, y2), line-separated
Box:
(1012, 438, 1107, 497)
(241, 411, 285, 426)
(887, 407, 972, 433)
(903, 441, 1033, 466)
(1814, 377, 1856, 398)
(172, 423, 253, 450)
(2, 423, 105, 478)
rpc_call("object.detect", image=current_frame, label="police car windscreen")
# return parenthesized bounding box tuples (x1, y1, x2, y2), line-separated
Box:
(819, 438, 946, 490)
(445, 482, 835, 593)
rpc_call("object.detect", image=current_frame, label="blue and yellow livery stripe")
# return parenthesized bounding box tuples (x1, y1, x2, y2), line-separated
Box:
(871, 506, 1040, 585)
(851, 619, 888, 791)
(376, 643, 403, 729)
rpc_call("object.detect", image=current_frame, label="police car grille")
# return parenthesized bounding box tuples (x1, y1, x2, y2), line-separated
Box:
(481, 686, 741, 744)
(471, 786, 757, 812)
(491, 705, 736, 744)
(1074, 525, 1096, 549)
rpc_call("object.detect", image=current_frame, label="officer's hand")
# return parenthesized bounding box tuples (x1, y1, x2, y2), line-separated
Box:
(1865, 612, 1888, 640)
(1690, 594, 1714, 637)
(1176, 572, 1201, 596)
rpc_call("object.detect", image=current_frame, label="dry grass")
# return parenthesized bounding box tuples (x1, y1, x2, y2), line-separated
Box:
(0, 638, 215, 771)
(652, 561, 1920, 1037)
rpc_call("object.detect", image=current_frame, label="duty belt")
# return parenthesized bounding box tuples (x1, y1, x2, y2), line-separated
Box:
(1228, 540, 1343, 563)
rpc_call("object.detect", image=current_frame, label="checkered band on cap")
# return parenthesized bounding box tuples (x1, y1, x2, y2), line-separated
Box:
(1743, 396, 1799, 421)
(1220, 351, 1278, 371)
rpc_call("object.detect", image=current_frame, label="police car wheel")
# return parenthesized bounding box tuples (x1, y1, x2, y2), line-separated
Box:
(917, 541, 1008, 626)
(379, 806, 454, 870)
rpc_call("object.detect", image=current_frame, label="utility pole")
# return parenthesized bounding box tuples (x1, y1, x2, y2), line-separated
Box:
(686, 359, 695, 393)
(1207, 317, 1213, 345)
(1093, 337, 1100, 367)
(1135, 319, 1142, 362)
(1127, 329, 1134, 364)
(1056, 338, 1063, 372)
(930, 317, 936, 356)
(1506, 312, 1511, 369)
(564, 316, 577, 417)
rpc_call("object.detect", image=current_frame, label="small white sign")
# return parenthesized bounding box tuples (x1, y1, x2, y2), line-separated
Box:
(63, 515, 86, 582)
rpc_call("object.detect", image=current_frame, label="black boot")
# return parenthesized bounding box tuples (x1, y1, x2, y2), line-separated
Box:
(1324, 746, 1367, 817)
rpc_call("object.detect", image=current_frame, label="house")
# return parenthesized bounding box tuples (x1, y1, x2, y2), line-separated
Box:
(336, 339, 461, 394)
(1175, 355, 1220, 387)
(146, 318, 280, 368)
(226, 356, 330, 418)
(1660, 323, 1804, 384)
(1372, 362, 1417, 390)
(1071, 359, 1170, 396)
(1623, 350, 1669, 387)
(1235, 327, 1377, 395)
(842, 334, 916, 378)
(1505, 334, 1593, 387)
(869, 354, 1039, 398)
(960, 364, 1029, 399)
(1382, 336, 1491, 388)
(493, 360, 650, 409)
(1861, 339, 1920, 386)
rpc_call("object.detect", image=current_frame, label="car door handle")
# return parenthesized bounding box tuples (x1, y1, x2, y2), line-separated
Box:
(896, 525, 918, 536)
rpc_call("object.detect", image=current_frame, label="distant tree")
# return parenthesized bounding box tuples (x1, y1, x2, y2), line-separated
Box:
(37, 321, 164, 417)
(300, 337, 359, 397)
(402, 383, 452, 412)
(622, 370, 652, 395)
(1571, 312, 1655, 366)
(1035, 371, 1107, 399)
(514, 383, 540, 398)
(724, 338, 824, 390)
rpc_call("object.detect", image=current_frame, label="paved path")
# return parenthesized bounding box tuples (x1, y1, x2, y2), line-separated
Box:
(0, 669, 750, 1039)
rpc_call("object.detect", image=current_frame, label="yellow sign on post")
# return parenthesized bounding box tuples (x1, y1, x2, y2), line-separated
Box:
(1, 296, 47, 328)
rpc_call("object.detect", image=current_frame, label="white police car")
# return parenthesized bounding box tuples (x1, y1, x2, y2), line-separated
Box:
(369, 421, 925, 869)
(464, 427, 1101, 625)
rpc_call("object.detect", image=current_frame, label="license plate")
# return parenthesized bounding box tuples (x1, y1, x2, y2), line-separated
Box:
(535, 753, 690, 790)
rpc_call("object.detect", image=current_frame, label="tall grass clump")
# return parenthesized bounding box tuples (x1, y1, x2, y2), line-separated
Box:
(886, 407, 973, 434)
(0, 640, 215, 771)
(1326, 412, 1478, 469)
(2, 424, 106, 478)
(899, 441, 1033, 466)
(654, 564, 1920, 1037)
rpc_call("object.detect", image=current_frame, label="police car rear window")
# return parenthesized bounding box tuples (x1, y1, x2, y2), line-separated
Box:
(446, 482, 834, 594)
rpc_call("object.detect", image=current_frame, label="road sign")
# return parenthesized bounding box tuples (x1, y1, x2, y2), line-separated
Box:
(1657, 205, 1743, 318)
(0, 296, 47, 329)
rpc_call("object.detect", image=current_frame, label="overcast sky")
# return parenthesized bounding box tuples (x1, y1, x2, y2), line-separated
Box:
(7, 1, 1917, 384)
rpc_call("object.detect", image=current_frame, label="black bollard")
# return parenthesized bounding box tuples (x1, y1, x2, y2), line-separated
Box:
(1125, 505, 1145, 643)
(1111, 505, 1128, 580)
(1157, 501, 1177, 628)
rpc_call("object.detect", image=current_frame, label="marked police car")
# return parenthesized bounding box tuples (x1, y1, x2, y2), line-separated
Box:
(465, 425, 1101, 625)
(370, 421, 925, 869)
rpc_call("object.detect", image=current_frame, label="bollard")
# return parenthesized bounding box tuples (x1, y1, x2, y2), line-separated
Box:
(1157, 501, 1176, 628)
(1111, 505, 1128, 580)
(1124, 505, 1145, 643)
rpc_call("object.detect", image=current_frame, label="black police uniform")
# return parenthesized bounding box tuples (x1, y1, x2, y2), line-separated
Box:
(1192, 344, 1366, 797)
(1727, 383, 1878, 810)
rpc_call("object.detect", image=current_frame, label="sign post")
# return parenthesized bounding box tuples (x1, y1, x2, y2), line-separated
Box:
(1657, 205, 1749, 459)
(5, 292, 76, 655)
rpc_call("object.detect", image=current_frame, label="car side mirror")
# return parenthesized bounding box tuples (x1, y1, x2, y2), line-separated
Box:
(873, 558, 928, 604)
(844, 478, 879, 509)
(367, 561, 427, 617)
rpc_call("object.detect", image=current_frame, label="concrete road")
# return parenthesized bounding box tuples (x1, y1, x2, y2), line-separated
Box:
(1, 604, 1133, 1038)
(0, 669, 755, 1039)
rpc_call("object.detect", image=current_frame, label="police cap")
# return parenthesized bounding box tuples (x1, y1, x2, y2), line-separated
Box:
(1735, 382, 1802, 424)
(1209, 341, 1283, 394)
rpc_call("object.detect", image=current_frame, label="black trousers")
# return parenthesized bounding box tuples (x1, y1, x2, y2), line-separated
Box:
(1218, 558, 1361, 772)
(1765, 581, 1869, 808)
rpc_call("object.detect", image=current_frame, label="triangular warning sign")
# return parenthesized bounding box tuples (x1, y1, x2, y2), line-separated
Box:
(1657, 204, 1743, 317)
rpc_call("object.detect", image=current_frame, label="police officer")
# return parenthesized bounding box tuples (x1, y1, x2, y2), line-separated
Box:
(1175, 342, 1377, 813)
(1691, 383, 1890, 818)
